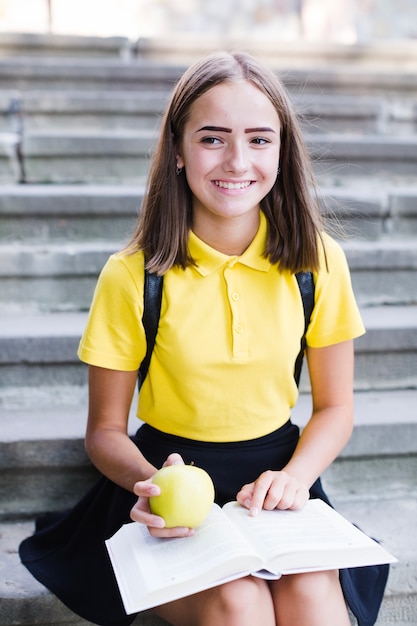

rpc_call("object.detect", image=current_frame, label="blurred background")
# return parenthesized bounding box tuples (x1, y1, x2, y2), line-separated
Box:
(0, 0, 417, 43)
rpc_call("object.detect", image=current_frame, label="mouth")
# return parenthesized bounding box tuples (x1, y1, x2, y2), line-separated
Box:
(213, 180, 253, 190)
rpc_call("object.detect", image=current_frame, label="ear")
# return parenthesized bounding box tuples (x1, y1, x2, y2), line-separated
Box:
(173, 138, 184, 168)
(176, 152, 185, 169)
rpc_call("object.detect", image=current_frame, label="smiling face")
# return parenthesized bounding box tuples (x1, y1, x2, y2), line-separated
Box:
(176, 80, 281, 249)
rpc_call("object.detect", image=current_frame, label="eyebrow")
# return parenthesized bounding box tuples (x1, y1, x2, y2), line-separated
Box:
(196, 125, 276, 134)
(245, 127, 277, 134)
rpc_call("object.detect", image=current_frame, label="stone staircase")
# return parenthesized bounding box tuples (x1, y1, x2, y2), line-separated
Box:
(0, 34, 416, 626)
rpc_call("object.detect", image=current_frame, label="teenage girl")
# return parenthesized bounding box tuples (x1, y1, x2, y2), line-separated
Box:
(20, 51, 388, 626)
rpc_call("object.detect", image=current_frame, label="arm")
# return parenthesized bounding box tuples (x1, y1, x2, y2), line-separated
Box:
(84, 365, 156, 490)
(283, 339, 355, 483)
(85, 365, 193, 537)
(236, 339, 355, 513)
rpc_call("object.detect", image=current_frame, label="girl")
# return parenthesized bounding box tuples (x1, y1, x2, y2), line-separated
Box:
(20, 51, 388, 626)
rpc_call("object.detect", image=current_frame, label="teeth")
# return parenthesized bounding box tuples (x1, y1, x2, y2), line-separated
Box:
(215, 181, 251, 190)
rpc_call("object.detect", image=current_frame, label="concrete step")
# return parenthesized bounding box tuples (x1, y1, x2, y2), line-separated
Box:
(0, 58, 183, 92)
(320, 186, 417, 240)
(17, 90, 168, 132)
(0, 239, 416, 312)
(0, 241, 113, 312)
(0, 519, 168, 625)
(0, 388, 416, 624)
(1, 184, 417, 243)
(0, 184, 143, 243)
(284, 66, 417, 98)
(352, 305, 417, 390)
(0, 307, 416, 395)
(295, 94, 417, 137)
(0, 33, 132, 59)
(308, 134, 417, 188)
(22, 129, 157, 184)
(342, 239, 417, 307)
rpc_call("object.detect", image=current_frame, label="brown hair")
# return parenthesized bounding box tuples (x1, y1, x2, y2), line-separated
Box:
(125, 51, 324, 273)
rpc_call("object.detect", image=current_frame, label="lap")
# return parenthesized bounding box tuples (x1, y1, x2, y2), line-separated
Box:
(151, 571, 346, 626)
(133, 421, 300, 506)
(152, 576, 275, 626)
(270, 568, 341, 594)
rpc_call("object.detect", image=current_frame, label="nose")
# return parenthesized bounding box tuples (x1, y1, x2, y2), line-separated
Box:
(224, 142, 249, 173)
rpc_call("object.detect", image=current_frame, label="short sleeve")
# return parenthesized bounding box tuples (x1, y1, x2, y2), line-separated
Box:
(306, 234, 365, 348)
(77, 252, 147, 370)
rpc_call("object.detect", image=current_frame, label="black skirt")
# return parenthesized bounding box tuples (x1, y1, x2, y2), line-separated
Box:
(19, 421, 389, 626)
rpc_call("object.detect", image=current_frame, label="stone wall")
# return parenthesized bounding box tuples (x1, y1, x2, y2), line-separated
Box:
(0, 0, 416, 43)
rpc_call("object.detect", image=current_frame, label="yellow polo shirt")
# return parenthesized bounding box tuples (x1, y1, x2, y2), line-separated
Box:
(78, 212, 365, 442)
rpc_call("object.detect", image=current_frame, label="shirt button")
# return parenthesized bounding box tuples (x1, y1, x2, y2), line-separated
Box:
(232, 292, 239, 301)
(235, 324, 244, 333)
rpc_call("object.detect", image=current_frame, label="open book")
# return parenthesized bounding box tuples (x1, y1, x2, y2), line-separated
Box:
(106, 499, 396, 614)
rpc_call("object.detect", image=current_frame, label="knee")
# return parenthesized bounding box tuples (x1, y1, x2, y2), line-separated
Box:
(215, 576, 272, 618)
(275, 569, 340, 603)
(272, 570, 350, 626)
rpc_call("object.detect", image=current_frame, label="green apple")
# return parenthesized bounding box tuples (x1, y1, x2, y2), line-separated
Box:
(149, 464, 215, 528)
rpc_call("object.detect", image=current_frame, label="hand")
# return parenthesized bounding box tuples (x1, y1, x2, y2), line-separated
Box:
(130, 453, 195, 538)
(236, 470, 309, 516)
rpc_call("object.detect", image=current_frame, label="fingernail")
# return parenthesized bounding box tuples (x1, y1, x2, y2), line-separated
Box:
(250, 507, 259, 517)
(244, 499, 251, 509)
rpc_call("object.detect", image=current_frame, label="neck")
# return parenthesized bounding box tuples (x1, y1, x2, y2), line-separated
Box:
(192, 211, 260, 256)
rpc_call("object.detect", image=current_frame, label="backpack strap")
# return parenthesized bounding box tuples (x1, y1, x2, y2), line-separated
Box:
(138, 268, 164, 389)
(293, 271, 315, 387)
(138, 268, 315, 390)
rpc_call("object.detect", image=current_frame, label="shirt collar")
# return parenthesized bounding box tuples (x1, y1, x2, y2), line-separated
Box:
(188, 211, 271, 277)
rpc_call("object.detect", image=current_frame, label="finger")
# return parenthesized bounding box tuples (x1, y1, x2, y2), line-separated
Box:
(288, 485, 310, 510)
(132, 480, 160, 498)
(270, 480, 297, 510)
(130, 498, 195, 537)
(260, 471, 294, 510)
(267, 477, 309, 511)
(236, 483, 255, 509)
(246, 471, 275, 516)
(163, 453, 184, 467)
(130, 498, 166, 528)
(148, 526, 195, 539)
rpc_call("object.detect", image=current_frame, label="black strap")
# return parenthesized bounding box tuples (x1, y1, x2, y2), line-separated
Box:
(138, 269, 315, 389)
(294, 271, 315, 386)
(138, 269, 164, 389)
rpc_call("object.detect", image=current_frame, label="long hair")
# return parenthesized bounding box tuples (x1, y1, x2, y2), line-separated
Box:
(125, 51, 324, 274)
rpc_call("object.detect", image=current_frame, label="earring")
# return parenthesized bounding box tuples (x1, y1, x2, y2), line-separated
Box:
(277, 166, 281, 176)
(176, 164, 183, 176)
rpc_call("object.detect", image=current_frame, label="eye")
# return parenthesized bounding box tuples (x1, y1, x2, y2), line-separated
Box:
(250, 137, 271, 146)
(200, 136, 222, 145)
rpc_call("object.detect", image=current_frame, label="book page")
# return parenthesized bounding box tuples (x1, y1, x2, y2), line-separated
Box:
(106, 503, 262, 613)
(223, 499, 396, 575)
(134, 504, 260, 590)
